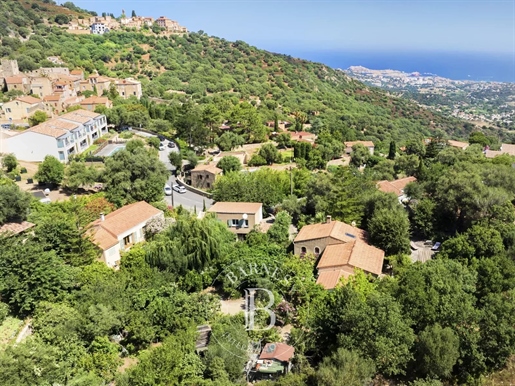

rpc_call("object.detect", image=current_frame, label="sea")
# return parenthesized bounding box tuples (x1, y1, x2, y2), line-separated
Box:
(281, 50, 515, 83)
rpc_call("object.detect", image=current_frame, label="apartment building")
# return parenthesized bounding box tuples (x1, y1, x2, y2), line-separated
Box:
(4, 110, 107, 162)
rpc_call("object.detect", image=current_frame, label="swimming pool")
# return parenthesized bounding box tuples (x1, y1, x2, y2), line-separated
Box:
(108, 145, 126, 156)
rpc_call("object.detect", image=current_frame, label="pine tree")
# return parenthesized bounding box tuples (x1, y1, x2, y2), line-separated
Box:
(388, 140, 396, 160)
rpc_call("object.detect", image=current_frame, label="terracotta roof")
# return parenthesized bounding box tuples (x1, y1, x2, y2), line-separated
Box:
(0, 221, 35, 235)
(59, 111, 94, 124)
(5, 76, 25, 84)
(294, 220, 367, 243)
(377, 176, 417, 196)
(316, 269, 351, 290)
(484, 143, 515, 158)
(89, 201, 162, 250)
(115, 78, 140, 85)
(43, 95, 62, 102)
(447, 140, 469, 149)
(345, 140, 375, 148)
(259, 343, 294, 362)
(289, 131, 315, 140)
(317, 241, 384, 276)
(16, 96, 42, 105)
(80, 96, 109, 105)
(208, 202, 262, 214)
(65, 109, 103, 119)
(96, 76, 111, 83)
(317, 243, 354, 269)
(70, 70, 83, 75)
(29, 123, 69, 138)
(191, 164, 222, 174)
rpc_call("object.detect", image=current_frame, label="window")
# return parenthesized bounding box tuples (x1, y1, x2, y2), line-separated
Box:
(231, 219, 239, 227)
(206, 182, 210, 188)
(123, 235, 132, 246)
(314, 247, 321, 256)
(243, 219, 249, 227)
(5, 108, 11, 113)
(133, 91, 136, 95)
(300, 246, 307, 256)
(58, 151, 65, 161)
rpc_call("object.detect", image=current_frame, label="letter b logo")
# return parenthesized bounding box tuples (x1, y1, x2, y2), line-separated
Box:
(244, 288, 276, 331)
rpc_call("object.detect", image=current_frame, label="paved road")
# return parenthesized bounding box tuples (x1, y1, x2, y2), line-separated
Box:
(134, 132, 213, 211)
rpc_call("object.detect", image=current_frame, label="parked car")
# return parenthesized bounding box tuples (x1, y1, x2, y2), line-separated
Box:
(158, 135, 165, 141)
(159, 145, 165, 151)
(164, 184, 172, 196)
(168, 142, 176, 148)
(118, 125, 132, 132)
(172, 183, 187, 194)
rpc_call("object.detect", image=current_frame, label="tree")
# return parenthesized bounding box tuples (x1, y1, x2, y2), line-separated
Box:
(388, 140, 396, 160)
(103, 147, 169, 206)
(259, 143, 280, 165)
(468, 132, 490, 148)
(267, 210, 292, 246)
(350, 144, 370, 167)
(54, 14, 70, 25)
(146, 136, 160, 150)
(63, 161, 98, 192)
(368, 207, 410, 255)
(34, 155, 64, 186)
(2, 154, 17, 172)
(168, 151, 182, 171)
(186, 151, 198, 168)
(0, 185, 31, 225)
(416, 324, 460, 379)
(316, 348, 376, 386)
(216, 132, 245, 151)
(216, 156, 241, 173)
(0, 236, 75, 314)
(28, 110, 48, 127)
(275, 132, 292, 149)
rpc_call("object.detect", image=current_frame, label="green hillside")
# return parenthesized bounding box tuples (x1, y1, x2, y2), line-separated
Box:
(0, 0, 473, 148)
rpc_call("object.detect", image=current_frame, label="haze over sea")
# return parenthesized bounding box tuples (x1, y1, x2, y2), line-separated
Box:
(280, 50, 515, 83)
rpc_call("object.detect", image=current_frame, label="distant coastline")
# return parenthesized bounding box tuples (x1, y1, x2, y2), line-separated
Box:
(279, 50, 515, 83)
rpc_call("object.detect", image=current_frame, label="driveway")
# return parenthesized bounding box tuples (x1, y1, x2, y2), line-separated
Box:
(164, 176, 214, 211)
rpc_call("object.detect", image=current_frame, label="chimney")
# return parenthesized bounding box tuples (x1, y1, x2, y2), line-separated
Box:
(100, 213, 105, 222)
(326, 215, 331, 224)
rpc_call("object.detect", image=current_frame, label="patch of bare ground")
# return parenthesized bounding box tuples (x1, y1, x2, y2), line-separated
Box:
(117, 357, 138, 374)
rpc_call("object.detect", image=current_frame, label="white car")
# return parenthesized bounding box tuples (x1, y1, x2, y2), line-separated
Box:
(164, 185, 172, 196)
(159, 145, 165, 151)
(172, 183, 187, 194)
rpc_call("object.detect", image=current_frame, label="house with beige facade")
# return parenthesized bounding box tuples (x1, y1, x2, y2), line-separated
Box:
(88, 201, 163, 268)
(80, 96, 112, 111)
(293, 217, 384, 290)
(114, 78, 142, 99)
(208, 202, 263, 236)
(30, 77, 53, 98)
(190, 164, 222, 189)
(344, 141, 375, 155)
(4, 110, 107, 162)
(5, 76, 30, 93)
(2, 96, 46, 121)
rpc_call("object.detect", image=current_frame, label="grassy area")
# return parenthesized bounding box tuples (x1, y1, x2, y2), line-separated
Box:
(0, 317, 24, 349)
(482, 356, 515, 385)
(280, 149, 294, 159)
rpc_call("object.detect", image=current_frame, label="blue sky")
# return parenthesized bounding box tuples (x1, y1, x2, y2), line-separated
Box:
(70, 0, 513, 54)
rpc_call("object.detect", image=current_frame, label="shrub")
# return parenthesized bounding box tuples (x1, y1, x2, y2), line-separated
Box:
(94, 138, 107, 145)
(247, 154, 267, 167)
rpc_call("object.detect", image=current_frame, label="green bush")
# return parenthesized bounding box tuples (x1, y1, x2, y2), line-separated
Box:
(20, 167, 27, 174)
(247, 154, 267, 167)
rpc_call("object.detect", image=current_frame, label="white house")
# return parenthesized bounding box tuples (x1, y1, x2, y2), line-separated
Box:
(4, 110, 107, 162)
(91, 23, 109, 34)
(88, 201, 164, 269)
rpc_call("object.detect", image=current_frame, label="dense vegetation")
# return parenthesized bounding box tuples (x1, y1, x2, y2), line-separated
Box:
(1, 0, 474, 153)
(1, 1, 515, 385)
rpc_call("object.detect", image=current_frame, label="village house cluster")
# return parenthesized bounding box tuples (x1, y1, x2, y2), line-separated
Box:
(67, 14, 187, 35)
(0, 59, 141, 127)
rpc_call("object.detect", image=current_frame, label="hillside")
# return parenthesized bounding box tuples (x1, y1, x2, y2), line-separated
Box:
(0, 0, 476, 147)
